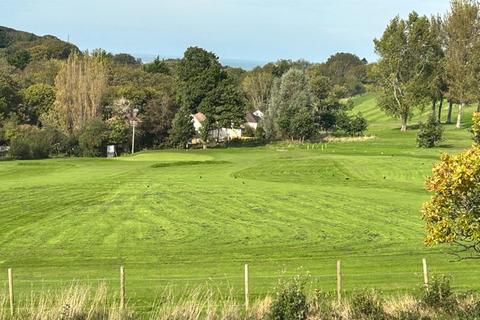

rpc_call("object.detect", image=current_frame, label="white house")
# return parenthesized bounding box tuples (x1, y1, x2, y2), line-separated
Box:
(245, 111, 263, 130)
(191, 112, 242, 142)
(191, 110, 264, 142)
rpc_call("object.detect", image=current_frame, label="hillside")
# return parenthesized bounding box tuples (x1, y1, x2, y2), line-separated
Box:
(0, 26, 79, 60)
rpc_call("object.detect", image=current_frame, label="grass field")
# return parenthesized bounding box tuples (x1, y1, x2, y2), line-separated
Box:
(0, 93, 479, 309)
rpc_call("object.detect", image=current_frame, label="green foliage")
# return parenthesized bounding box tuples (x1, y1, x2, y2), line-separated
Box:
(0, 72, 21, 118)
(78, 118, 109, 157)
(351, 290, 385, 320)
(199, 79, 246, 129)
(323, 52, 367, 97)
(338, 112, 368, 136)
(177, 47, 225, 112)
(112, 53, 139, 65)
(143, 56, 170, 74)
(9, 125, 50, 159)
(0, 26, 79, 61)
(168, 107, 195, 148)
(374, 12, 440, 131)
(269, 275, 308, 320)
(20, 83, 55, 125)
(271, 69, 316, 140)
(140, 94, 178, 148)
(416, 115, 443, 148)
(106, 117, 129, 146)
(6, 49, 31, 70)
(472, 112, 480, 144)
(421, 275, 454, 309)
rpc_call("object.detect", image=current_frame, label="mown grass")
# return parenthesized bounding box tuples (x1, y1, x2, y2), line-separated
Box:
(0, 93, 479, 309)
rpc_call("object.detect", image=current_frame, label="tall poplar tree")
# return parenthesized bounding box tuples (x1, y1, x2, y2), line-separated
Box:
(444, 0, 480, 128)
(52, 53, 107, 134)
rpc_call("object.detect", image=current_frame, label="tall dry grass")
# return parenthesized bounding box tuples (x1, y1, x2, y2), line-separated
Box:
(1, 281, 480, 320)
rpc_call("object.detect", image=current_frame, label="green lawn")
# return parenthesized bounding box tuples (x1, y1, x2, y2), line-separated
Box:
(0, 93, 479, 308)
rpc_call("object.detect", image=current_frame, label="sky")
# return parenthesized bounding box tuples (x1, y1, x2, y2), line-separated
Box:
(0, 0, 451, 65)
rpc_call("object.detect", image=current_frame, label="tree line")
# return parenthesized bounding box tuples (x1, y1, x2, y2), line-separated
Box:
(0, 30, 370, 159)
(374, 0, 480, 131)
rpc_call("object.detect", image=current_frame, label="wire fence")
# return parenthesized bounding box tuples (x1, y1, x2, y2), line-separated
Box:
(1, 257, 441, 316)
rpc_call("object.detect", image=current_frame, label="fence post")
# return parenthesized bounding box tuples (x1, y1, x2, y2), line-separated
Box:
(422, 258, 429, 289)
(120, 266, 125, 310)
(8, 268, 14, 316)
(244, 264, 249, 312)
(336, 260, 342, 303)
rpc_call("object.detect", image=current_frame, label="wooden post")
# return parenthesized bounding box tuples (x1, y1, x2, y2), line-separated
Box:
(244, 264, 249, 312)
(422, 258, 429, 289)
(336, 260, 342, 303)
(120, 266, 125, 310)
(8, 268, 13, 316)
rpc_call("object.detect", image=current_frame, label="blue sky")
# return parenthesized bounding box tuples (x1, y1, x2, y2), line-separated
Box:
(1, 0, 450, 64)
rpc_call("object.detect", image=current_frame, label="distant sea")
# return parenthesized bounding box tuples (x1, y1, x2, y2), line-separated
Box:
(134, 53, 266, 71)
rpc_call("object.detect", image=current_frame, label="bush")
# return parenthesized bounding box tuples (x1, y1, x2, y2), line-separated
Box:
(78, 118, 109, 157)
(9, 125, 50, 159)
(417, 115, 443, 148)
(338, 112, 368, 136)
(472, 112, 480, 144)
(269, 275, 309, 320)
(421, 275, 454, 309)
(351, 290, 386, 320)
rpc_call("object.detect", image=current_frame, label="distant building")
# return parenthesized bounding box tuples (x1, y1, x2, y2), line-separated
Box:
(245, 111, 263, 130)
(191, 110, 263, 142)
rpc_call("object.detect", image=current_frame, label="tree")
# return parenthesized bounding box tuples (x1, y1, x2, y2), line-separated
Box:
(20, 84, 55, 125)
(140, 93, 178, 148)
(417, 115, 444, 147)
(199, 79, 246, 133)
(427, 15, 448, 122)
(52, 53, 107, 134)
(78, 118, 109, 157)
(177, 47, 225, 112)
(444, 0, 480, 129)
(374, 12, 438, 131)
(263, 78, 281, 140)
(112, 53, 140, 65)
(273, 69, 316, 140)
(6, 49, 31, 70)
(242, 68, 273, 111)
(168, 106, 195, 148)
(323, 52, 367, 97)
(472, 112, 480, 143)
(0, 72, 21, 119)
(422, 145, 480, 259)
(143, 56, 170, 74)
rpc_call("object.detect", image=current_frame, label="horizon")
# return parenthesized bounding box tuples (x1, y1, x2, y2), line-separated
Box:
(1, 0, 450, 67)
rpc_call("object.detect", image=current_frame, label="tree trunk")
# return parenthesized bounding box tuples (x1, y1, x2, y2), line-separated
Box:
(438, 97, 443, 123)
(456, 102, 464, 129)
(447, 100, 453, 124)
(401, 116, 407, 132)
(431, 100, 437, 121)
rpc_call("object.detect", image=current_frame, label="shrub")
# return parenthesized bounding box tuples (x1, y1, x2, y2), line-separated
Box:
(78, 118, 109, 157)
(9, 125, 50, 160)
(269, 275, 309, 320)
(421, 275, 454, 309)
(338, 112, 368, 136)
(351, 290, 386, 319)
(417, 115, 443, 148)
(472, 112, 480, 144)
(243, 125, 255, 137)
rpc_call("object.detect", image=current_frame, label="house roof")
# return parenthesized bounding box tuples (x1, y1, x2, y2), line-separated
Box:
(193, 112, 206, 122)
(245, 112, 261, 123)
